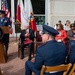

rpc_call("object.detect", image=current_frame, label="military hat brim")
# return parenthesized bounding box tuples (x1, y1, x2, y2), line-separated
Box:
(42, 25, 59, 36)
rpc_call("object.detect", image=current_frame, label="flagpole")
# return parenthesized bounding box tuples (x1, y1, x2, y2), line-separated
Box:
(11, 0, 15, 37)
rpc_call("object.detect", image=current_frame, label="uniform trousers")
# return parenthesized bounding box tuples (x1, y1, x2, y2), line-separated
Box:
(25, 61, 63, 75)
(2, 34, 9, 54)
(69, 40, 75, 64)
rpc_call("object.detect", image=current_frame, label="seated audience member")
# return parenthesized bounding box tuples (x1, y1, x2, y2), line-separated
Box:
(25, 25, 67, 75)
(54, 20, 62, 29)
(55, 24, 67, 44)
(58, 20, 62, 25)
(64, 20, 71, 32)
(73, 21, 75, 26)
(67, 23, 75, 64)
(54, 24, 58, 29)
(20, 25, 35, 60)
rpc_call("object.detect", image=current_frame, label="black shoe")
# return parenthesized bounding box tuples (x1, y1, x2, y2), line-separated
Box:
(20, 56, 24, 59)
(28, 58, 31, 61)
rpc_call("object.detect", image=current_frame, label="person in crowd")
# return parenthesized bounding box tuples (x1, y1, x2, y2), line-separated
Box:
(54, 24, 58, 30)
(74, 21, 75, 24)
(55, 24, 67, 44)
(0, 10, 11, 56)
(25, 25, 67, 75)
(54, 20, 62, 29)
(64, 20, 71, 31)
(20, 25, 35, 60)
(67, 23, 75, 64)
(58, 20, 62, 24)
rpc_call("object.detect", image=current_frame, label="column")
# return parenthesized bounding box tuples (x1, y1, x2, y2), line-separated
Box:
(45, 0, 51, 26)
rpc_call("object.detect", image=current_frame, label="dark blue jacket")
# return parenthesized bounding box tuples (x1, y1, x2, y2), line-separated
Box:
(0, 17, 10, 43)
(69, 40, 75, 64)
(20, 29, 35, 44)
(0, 17, 10, 26)
(34, 40, 66, 75)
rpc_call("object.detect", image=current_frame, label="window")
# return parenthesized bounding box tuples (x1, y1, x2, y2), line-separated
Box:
(34, 16, 45, 25)
(31, 0, 45, 14)
(31, 0, 45, 25)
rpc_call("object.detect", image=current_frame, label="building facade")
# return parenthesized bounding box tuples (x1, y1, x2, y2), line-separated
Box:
(0, 0, 75, 37)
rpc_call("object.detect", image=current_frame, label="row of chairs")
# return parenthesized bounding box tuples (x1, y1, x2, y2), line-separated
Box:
(40, 63, 75, 75)
(69, 64, 75, 75)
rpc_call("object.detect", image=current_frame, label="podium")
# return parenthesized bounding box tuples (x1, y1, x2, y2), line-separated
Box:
(0, 26, 9, 63)
(0, 26, 9, 34)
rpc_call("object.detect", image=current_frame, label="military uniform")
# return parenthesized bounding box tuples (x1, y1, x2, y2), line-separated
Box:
(25, 25, 67, 75)
(0, 10, 10, 54)
(0, 17, 10, 42)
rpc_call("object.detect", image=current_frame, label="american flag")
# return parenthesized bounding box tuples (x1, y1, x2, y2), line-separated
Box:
(1, 0, 10, 18)
(1, 0, 13, 34)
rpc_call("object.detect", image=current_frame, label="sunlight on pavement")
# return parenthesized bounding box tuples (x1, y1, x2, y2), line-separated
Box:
(14, 42, 18, 45)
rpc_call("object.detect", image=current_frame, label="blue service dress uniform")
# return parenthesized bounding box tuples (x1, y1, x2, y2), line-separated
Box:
(69, 40, 75, 64)
(25, 40, 66, 75)
(69, 31, 75, 64)
(0, 17, 10, 53)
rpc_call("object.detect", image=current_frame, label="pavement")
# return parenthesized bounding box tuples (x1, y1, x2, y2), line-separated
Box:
(0, 37, 28, 75)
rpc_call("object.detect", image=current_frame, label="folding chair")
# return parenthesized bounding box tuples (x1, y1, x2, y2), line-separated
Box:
(40, 63, 72, 75)
(18, 37, 35, 57)
(68, 64, 75, 75)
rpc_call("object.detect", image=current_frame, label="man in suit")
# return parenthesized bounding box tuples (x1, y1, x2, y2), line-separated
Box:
(0, 10, 11, 56)
(25, 25, 67, 75)
(20, 25, 35, 60)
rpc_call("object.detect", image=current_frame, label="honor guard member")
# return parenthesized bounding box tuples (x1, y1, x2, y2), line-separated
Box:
(0, 10, 11, 55)
(25, 25, 67, 75)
